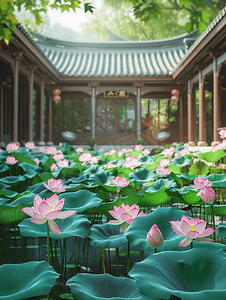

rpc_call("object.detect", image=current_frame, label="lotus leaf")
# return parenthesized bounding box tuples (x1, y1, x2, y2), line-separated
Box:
(203, 205, 226, 216)
(84, 165, 105, 177)
(0, 261, 59, 300)
(0, 175, 27, 185)
(19, 214, 90, 239)
(0, 164, 9, 173)
(129, 247, 226, 300)
(217, 223, 226, 238)
(189, 161, 209, 175)
(171, 156, 191, 167)
(170, 186, 202, 205)
(125, 206, 191, 251)
(0, 202, 29, 224)
(18, 162, 41, 175)
(66, 273, 153, 300)
(129, 169, 157, 185)
(198, 149, 226, 162)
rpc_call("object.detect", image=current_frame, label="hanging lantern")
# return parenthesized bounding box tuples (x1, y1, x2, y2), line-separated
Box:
(53, 89, 61, 96)
(53, 95, 61, 103)
(171, 95, 179, 102)
(171, 89, 179, 96)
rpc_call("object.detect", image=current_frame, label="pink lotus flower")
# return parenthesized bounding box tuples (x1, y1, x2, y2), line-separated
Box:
(118, 148, 132, 157)
(6, 143, 19, 152)
(219, 129, 226, 139)
(57, 159, 69, 168)
(99, 147, 104, 153)
(159, 159, 170, 167)
(39, 147, 45, 153)
(190, 177, 212, 196)
(59, 142, 63, 147)
(34, 158, 39, 165)
(200, 186, 215, 204)
(21, 194, 77, 235)
(191, 146, 199, 152)
(53, 153, 64, 161)
(46, 146, 58, 155)
(156, 165, 171, 177)
(161, 147, 175, 158)
(108, 203, 148, 233)
(104, 162, 117, 169)
(143, 149, 150, 155)
(5, 156, 18, 165)
(170, 215, 215, 247)
(43, 178, 68, 193)
(110, 176, 130, 193)
(174, 153, 179, 158)
(25, 142, 36, 149)
(105, 149, 116, 156)
(51, 163, 58, 171)
(76, 147, 84, 154)
(184, 143, 189, 147)
(180, 149, 190, 156)
(90, 156, 98, 164)
(135, 144, 144, 151)
(147, 224, 164, 249)
(79, 152, 92, 164)
(124, 156, 143, 170)
(172, 142, 178, 145)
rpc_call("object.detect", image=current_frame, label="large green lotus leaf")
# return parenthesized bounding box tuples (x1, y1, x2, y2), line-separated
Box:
(89, 171, 116, 192)
(0, 163, 9, 173)
(0, 151, 9, 162)
(170, 186, 202, 205)
(174, 145, 185, 153)
(138, 179, 176, 206)
(203, 173, 226, 188)
(31, 172, 53, 185)
(129, 168, 157, 185)
(18, 162, 41, 175)
(167, 164, 181, 174)
(105, 152, 118, 161)
(52, 164, 81, 180)
(0, 189, 18, 199)
(0, 260, 59, 300)
(0, 183, 10, 190)
(67, 273, 152, 300)
(129, 247, 226, 300)
(108, 158, 124, 168)
(89, 224, 127, 248)
(125, 207, 191, 251)
(0, 202, 28, 224)
(39, 189, 56, 199)
(203, 205, 226, 216)
(83, 165, 105, 177)
(198, 149, 226, 162)
(138, 155, 156, 164)
(176, 173, 199, 184)
(116, 167, 132, 180)
(19, 214, 91, 239)
(65, 183, 98, 192)
(7, 193, 36, 207)
(59, 190, 102, 213)
(66, 173, 90, 184)
(0, 175, 27, 185)
(145, 154, 162, 171)
(41, 157, 56, 170)
(171, 156, 191, 167)
(11, 152, 36, 165)
(217, 223, 226, 238)
(189, 161, 209, 175)
(32, 153, 49, 162)
(27, 182, 46, 193)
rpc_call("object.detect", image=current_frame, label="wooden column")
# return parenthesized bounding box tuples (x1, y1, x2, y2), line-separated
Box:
(91, 84, 96, 139)
(136, 84, 141, 139)
(0, 74, 4, 147)
(27, 67, 36, 142)
(37, 76, 46, 146)
(46, 87, 53, 146)
(212, 57, 221, 146)
(179, 91, 183, 143)
(188, 80, 195, 145)
(198, 70, 208, 146)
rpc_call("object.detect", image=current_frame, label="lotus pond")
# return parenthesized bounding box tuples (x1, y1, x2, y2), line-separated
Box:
(1, 142, 226, 300)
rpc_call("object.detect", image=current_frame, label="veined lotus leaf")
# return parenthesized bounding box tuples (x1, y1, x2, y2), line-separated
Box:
(83, 165, 105, 177)
(198, 149, 226, 162)
(129, 169, 157, 185)
(203, 205, 226, 216)
(129, 247, 226, 300)
(138, 155, 156, 164)
(108, 158, 124, 167)
(145, 154, 162, 171)
(89, 224, 127, 248)
(66, 173, 90, 184)
(7, 192, 36, 207)
(0, 175, 27, 185)
(19, 214, 90, 239)
(11, 152, 36, 165)
(0, 189, 18, 199)
(0, 202, 29, 224)
(171, 156, 191, 167)
(0, 260, 59, 300)
(0, 151, 9, 162)
(66, 273, 153, 300)
(59, 190, 102, 213)
(65, 183, 99, 192)
(174, 145, 185, 153)
(203, 173, 226, 188)
(0, 163, 9, 173)
(170, 186, 202, 205)
(18, 162, 41, 175)
(105, 152, 118, 161)
(0, 183, 10, 190)
(27, 182, 46, 194)
(31, 172, 53, 185)
(52, 164, 81, 180)
(125, 206, 191, 251)
(176, 173, 198, 184)
(88, 171, 116, 192)
(189, 161, 209, 175)
(138, 179, 176, 206)
(32, 153, 49, 162)
(217, 223, 226, 238)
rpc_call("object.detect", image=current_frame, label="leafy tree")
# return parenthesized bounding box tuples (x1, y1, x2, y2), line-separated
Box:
(129, 0, 226, 33)
(0, 0, 94, 43)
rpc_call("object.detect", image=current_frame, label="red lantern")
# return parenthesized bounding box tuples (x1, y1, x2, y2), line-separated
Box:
(171, 89, 179, 96)
(53, 89, 61, 96)
(171, 95, 179, 102)
(53, 95, 61, 103)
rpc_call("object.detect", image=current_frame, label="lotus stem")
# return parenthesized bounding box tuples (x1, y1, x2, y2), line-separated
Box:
(38, 237, 40, 261)
(154, 248, 157, 254)
(127, 242, 130, 277)
(139, 249, 143, 261)
(211, 204, 216, 241)
(190, 241, 193, 249)
(116, 247, 119, 277)
(86, 238, 89, 267)
(50, 236, 54, 267)
(64, 238, 67, 280)
(102, 256, 106, 274)
(46, 223, 50, 300)
(14, 225, 17, 263)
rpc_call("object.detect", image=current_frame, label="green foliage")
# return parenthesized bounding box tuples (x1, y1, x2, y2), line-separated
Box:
(134, 137, 144, 145)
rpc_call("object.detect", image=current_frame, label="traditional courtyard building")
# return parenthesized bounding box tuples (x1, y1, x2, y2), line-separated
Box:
(0, 7, 226, 147)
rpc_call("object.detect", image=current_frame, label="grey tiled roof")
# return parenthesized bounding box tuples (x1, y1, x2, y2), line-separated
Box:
(35, 32, 197, 78)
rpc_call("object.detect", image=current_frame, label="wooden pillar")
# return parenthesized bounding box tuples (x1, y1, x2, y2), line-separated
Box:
(187, 80, 195, 145)
(46, 87, 53, 146)
(179, 91, 183, 143)
(27, 67, 36, 142)
(91, 84, 96, 139)
(136, 84, 141, 139)
(212, 58, 221, 146)
(37, 76, 46, 146)
(198, 70, 208, 146)
(0, 74, 4, 147)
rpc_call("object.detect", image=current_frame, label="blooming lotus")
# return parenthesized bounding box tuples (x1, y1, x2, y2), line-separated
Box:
(34, 158, 39, 165)
(169, 215, 215, 247)
(191, 146, 199, 152)
(78, 152, 92, 164)
(39, 147, 45, 153)
(155, 165, 171, 177)
(21, 194, 77, 235)
(51, 163, 58, 171)
(103, 162, 116, 169)
(109, 176, 130, 193)
(200, 186, 215, 204)
(135, 144, 144, 151)
(5, 156, 18, 165)
(25, 142, 36, 149)
(108, 204, 148, 233)
(105, 149, 116, 156)
(159, 159, 170, 167)
(143, 149, 150, 155)
(147, 224, 164, 249)
(99, 147, 104, 153)
(46, 146, 58, 155)
(118, 148, 132, 157)
(43, 178, 68, 193)
(124, 156, 143, 170)
(59, 142, 63, 147)
(90, 156, 98, 164)
(190, 177, 212, 196)
(53, 153, 64, 161)
(76, 147, 84, 154)
(57, 159, 69, 168)
(180, 149, 190, 156)
(161, 147, 174, 158)
(219, 129, 226, 139)
(174, 153, 179, 158)
(6, 143, 19, 152)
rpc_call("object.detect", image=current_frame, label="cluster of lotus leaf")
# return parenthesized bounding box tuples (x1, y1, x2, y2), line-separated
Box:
(1, 142, 226, 299)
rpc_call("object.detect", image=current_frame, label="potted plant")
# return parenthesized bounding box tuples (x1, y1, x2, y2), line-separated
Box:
(134, 137, 144, 145)
(87, 137, 96, 150)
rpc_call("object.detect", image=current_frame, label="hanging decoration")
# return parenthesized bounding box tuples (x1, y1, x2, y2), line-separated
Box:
(53, 95, 61, 103)
(53, 89, 61, 96)
(171, 95, 179, 102)
(171, 89, 179, 96)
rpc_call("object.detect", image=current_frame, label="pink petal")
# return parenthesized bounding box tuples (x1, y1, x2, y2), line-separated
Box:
(198, 228, 215, 238)
(34, 212, 45, 219)
(54, 199, 65, 211)
(34, 194, 43, 211)
(46, 193, 60, 207)
(129, 207, 140, 218)
(108, 210, 121, 220)
(39, 201, 50, 217)
(107, 220, 124, 224)
(181, 215, 190, 223)
(180, 220, 191, 234)
(31, 218, 47, 224)
(170, 225, 185, 236)
(137, 212, 149, 217)
(195, 237, 215, 242)
(193, 221, 206, 233)
(186, 231, 200, 239)
(179, 237, 193, 247)
(48, 220, 61, 235)
(43, 182, 48, 189)
(57, 210, 77, 219)
(45, 210, 61, 220)
(21, 207, 35, 217)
